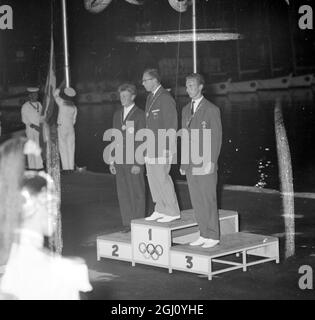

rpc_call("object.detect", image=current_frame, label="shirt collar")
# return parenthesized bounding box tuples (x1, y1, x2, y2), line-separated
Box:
(153, 85, 161, 96)
(192, 96, 203, 110)
(123, 103, 135, 118)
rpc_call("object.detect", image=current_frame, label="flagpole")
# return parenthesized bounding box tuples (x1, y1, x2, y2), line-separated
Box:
(192, 0, 197, 73)
(43, 0, 62, 254)
(61, 0, 70, 87)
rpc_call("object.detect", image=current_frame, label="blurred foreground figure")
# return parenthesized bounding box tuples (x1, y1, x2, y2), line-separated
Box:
(0, 137, 27, 269)
(0, 171, 92, 300)
(0, 138, 41, 299)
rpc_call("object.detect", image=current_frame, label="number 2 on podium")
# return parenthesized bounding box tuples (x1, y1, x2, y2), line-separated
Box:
(112, 244, 119, 257)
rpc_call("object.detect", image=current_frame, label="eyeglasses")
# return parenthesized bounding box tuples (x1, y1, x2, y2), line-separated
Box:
(142, 78, 153, 83)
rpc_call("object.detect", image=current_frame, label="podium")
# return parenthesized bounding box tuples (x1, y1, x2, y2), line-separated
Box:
(131, 209, 238, 268)
(96, 208, 279, 280)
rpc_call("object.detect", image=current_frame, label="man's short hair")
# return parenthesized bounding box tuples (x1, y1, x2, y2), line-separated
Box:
(143, 68, 161, 83)
(118, 83, 137, 96)
(186, 73, 205, 86)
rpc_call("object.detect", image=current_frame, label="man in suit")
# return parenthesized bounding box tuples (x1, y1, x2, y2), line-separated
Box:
(180, 73, 222, 248)
(109, 83, 146, 232)
(142, 68, 180, 223)
(21, 87, 44, 170)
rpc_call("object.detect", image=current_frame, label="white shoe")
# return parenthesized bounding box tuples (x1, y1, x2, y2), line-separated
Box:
(157, 215, 180, 223)
(145, 211, 166, 221)
(201, 239, 220, 248)
(189, 237, 206, 246)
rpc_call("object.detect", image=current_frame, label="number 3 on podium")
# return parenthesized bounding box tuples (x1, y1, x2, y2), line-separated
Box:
(186, 255, 193, 269)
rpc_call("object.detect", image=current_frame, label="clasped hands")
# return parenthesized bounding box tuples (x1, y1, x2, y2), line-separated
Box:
(109, 164, 141, 175)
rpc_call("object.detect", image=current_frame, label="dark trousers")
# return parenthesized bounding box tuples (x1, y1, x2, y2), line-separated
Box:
(116, 164, 146, 226)
(186, 169, 220, 240)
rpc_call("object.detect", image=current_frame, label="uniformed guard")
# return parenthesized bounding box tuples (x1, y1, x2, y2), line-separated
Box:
(21, 87, 44, 170)
(53, 86, 77, 173)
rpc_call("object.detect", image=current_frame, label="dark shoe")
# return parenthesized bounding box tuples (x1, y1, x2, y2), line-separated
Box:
(121, 226, 131, 233)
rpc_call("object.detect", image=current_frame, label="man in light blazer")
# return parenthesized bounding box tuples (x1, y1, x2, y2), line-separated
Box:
(180, 73, 222, 248)
(142, 68, 180, 223)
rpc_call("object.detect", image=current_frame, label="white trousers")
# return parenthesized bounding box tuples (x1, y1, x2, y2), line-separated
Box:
(25, 127, 43, 169)
(58, 125, 75, 170)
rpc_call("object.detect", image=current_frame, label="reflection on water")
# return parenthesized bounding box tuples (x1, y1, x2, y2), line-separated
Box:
(1, 88, 315, 192)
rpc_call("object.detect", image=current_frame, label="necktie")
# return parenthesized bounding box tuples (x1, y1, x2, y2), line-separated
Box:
(191, 100, 195, 115)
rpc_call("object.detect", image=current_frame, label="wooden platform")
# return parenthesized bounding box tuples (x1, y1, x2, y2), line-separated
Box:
(170, 232, 279, 280)
(96, 209, 280, 280)
(172, 209, 238, 244)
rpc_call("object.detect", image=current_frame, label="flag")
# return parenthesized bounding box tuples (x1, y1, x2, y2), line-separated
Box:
(43, 26, 63, 254)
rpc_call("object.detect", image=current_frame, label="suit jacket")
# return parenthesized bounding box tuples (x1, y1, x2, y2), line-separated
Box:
(112, 105, 146, 165)
(180, 97, 222, 172)
(145, 86, 178, 158)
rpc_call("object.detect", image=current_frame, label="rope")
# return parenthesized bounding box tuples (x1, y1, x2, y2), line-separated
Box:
(174, 10, 182, 100)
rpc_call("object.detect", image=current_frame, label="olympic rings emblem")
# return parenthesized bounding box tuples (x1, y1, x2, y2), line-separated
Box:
(138, 242, 164, 260)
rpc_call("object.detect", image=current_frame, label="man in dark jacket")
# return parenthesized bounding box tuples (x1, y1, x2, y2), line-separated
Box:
(142, 69, 180, 223)
(110, 83, 146, 232)
(180, 73, 222, 248)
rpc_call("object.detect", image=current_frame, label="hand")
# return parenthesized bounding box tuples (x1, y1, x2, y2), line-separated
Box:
(24, 140, 41, 156)
(204, 162, 214, 175)
(163, 149, 173, 163)
(53, 88, 60, 98)
(109, 164, 116, 175)
(39, 115, 46, 123)
(179, 168, 185, 175)
(192, 162, 215, 176)
(131, 165, 141, 175)
(30, 124, 40, 132)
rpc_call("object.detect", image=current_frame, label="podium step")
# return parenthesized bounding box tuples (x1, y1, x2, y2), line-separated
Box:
(170, 232, 279, 280)
(97, 231, 131, 262)
(172, 209, 238, 244)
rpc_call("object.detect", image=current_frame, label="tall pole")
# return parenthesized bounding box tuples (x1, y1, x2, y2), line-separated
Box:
(274, 98, 295, 259)
(267, 1, 275, 77)
(287, 3, 297, 74)
(192, 0, 197, 73)
(61, 0, 70, 87)
(233, 0, 241, 80)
